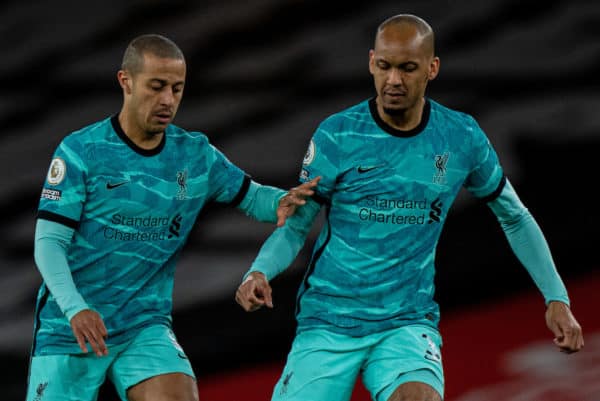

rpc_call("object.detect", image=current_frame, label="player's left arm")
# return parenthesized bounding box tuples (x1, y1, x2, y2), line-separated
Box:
(205, 139, 318, 226)
(236, 177, 320, 226)
(486, 178, 584, 353)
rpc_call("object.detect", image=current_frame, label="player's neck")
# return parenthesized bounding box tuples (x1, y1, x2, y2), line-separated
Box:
(118, 112, 164, 150)
(377, 97, 424, 131)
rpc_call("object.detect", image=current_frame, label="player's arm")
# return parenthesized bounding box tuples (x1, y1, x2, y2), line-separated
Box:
(235, 177, 320, 226)
(236, 123, 334, 311)
(235, 197, 322, 311)
(486, 179, 584, 353)
(34, 218, 108, 356)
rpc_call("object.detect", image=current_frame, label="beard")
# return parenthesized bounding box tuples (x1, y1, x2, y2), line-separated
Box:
(382, 106, 406, 116)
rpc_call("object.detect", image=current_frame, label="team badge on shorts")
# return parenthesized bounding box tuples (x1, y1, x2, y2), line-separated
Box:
(280, 371, 293, 396)
(33, 381, 48, 401)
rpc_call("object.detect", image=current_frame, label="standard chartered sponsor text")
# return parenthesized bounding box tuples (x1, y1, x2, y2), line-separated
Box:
(104, 213, 171, 241)
(359, 195, 427, 225)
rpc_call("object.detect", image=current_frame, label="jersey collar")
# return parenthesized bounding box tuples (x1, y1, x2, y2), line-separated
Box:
(110, 114, 166, 156)
(368, 97, 431, 138)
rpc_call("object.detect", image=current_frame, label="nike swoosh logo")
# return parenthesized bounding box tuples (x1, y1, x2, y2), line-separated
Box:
(177, 352, 188, 360)
(357, 165, 380, 173)
(106, 181, 129, 189)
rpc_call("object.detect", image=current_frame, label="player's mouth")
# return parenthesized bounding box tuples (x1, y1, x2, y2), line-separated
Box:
(154, 111, 173, 125)
(383, 90, 406, 100)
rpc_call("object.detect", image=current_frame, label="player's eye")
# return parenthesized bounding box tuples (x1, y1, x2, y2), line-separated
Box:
(402, 63, 418, 72)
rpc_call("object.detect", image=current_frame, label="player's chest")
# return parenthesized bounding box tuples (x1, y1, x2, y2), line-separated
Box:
(84, 157, 207, 215)
(334, 135, 471, 201)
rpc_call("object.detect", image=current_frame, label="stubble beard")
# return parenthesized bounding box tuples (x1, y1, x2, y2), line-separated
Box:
(382, 106, 406, 116)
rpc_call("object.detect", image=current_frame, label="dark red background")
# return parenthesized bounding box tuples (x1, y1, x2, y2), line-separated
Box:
(197, 271, 598, 401)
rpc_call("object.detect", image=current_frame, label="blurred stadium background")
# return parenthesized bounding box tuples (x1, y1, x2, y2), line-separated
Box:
(1, 0, 598, 400)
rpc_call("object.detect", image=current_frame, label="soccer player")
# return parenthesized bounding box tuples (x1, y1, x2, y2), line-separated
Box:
(26, 34, 318, 401)
(235, 14, 584, 401)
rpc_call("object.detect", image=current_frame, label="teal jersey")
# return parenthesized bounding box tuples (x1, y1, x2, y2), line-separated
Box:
(34, 115, 247, 355)
(296, 98, 504, 335)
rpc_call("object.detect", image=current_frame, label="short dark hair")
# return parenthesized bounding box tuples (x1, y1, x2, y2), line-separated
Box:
(121, 34, 185, 75)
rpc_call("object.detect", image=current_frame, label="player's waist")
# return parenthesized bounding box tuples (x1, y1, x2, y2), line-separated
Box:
(295, 307, 439, 336)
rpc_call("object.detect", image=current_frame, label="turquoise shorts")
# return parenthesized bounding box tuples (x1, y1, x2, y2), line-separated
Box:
(272, 324, 444, 401)
(26, 324, 195, 401)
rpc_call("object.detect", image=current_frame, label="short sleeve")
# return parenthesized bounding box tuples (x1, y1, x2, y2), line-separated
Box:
(38, 137, 87, 226)
(206, 142, 247, 204)
(462, 118, 504, 200)
(298, 119, 340, 202)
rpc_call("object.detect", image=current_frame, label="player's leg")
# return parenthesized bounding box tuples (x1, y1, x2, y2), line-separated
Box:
(26, 352, 115, 401)
(362, 324, 444, 401)
(109, 324, 197, 401)
(385, 380, 442, 401)
(271, 328, 368, 401)
(126, 373, 198, 401)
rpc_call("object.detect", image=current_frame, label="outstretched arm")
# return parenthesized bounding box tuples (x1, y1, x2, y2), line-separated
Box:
(275, 176, 321, 227)
(235, 197, 322, 311)
(237, 177, 320, 226)
(487, 179, 583, 353)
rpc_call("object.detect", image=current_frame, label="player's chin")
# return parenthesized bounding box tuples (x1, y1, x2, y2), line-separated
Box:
(147, 121, 169, 134)
(382, 104, 406, 116)
(381, 98, 407, 114)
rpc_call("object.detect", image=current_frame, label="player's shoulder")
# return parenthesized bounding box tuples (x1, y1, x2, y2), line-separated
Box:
(318, 99, 371, 133)
(60, 116, 113, 148)
(429, 98, 479, 130)
(166, 123, 210, 145)
(325, 99, 370, 123)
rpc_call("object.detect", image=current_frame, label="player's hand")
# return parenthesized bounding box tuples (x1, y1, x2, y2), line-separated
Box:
(235, 272, 273, 312)
(70, 309, 109, 357)
(545, 301, 584, 354)
(276, 176, 321, 227)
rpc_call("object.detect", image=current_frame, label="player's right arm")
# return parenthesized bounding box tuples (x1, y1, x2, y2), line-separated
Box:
(34, 219, 108, 356)
(235, 197, 321, 311)
(236, 120, 337, 312)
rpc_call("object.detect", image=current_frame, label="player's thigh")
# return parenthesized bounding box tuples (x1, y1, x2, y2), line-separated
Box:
(126, 373, 198, 401)
(386, 380, 442, 401)
(362, 325, 444, 401)
(272, 328, 368, 401)
(108, 324, 197, 401)
(26, 352, 114, 401)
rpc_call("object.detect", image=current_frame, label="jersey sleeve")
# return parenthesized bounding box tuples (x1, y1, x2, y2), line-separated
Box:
(298, 119, 340, 202)
(34, 219, 89, 320)
(462, 117, 505, 201)
(37, 136, 87, 227)
(487, 179, 569, 305)
(246, 197, 322, 281)
(205, 141, 248, 204)
(237, 180, 286, 223)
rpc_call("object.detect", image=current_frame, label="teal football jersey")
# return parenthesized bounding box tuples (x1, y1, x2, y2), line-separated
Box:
(296, 98, 504, 335)
(34, 115, 247, 355)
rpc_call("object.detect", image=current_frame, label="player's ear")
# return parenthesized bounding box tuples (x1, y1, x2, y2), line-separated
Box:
(428, 57, 440, 81)
(368, 49, 376, 74)
(117, 70, 132, 94)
